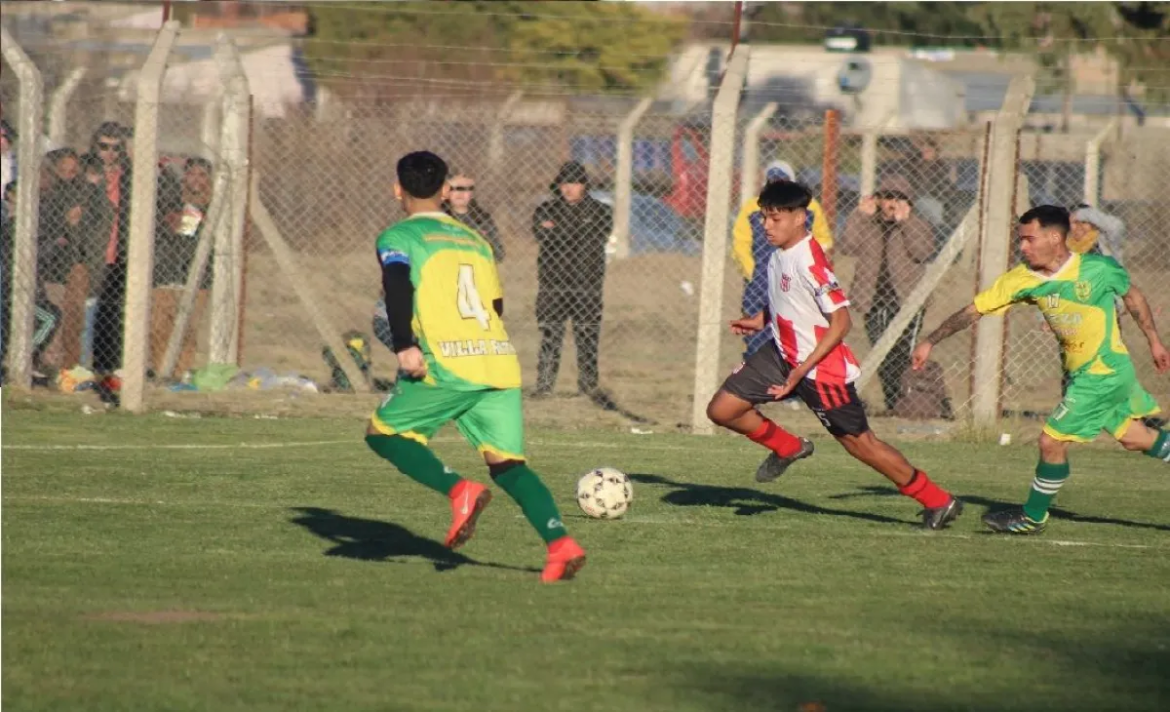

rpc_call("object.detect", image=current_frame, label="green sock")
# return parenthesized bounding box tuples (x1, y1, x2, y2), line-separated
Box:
(494, 464, 567, 544)
(365, 434, 460, 496)
(1023, 460, 1070, 522)
(1144, 429, 1170, 463)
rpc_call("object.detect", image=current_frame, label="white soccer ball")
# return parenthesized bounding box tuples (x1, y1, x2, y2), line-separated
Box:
(576, 467, 633, 519)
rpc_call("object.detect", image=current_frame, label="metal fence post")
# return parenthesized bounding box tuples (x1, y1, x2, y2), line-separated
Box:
(121, 20, 180, 413)
(740, 102, 778, 206)
(47, 66, 86, 149)
(487, 90, 523, 176)
(971, 75, 1035, 427)
(859, 129, 880, 197)
(1084, 118, 1117, 206)
(613, 97, 653, 260)
(209, 33, 251, 366)
(690, 46, 750, 435)
(0, 27, 44, 389)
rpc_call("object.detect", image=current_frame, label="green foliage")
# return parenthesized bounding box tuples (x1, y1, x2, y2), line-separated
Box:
(301, 2, 688, 98)
(969, 3, 1113, 96)
(503, 3, 687, 92)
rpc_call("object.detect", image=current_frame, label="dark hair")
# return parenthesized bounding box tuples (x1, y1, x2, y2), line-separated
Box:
(1019, 205, 1070, 236)
(91, 121, 124, 149)
(757, 180, 812, 211)
(46, 147, 79, 165)
(185, 156, 213, 173)
(396, 151, 448, 200)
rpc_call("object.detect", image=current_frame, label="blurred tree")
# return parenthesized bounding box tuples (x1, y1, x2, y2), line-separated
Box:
(970, 2, 1114, 132)
(301, 1, 688, 100)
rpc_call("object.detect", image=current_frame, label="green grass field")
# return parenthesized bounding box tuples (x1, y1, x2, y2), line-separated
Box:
(3, 410, 1169, 712)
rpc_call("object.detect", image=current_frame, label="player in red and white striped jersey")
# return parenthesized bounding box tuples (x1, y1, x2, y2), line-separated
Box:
(706, 181, 962, 530)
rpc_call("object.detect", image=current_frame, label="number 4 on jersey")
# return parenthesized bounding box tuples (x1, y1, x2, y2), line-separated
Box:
(456, 264, 491, 330)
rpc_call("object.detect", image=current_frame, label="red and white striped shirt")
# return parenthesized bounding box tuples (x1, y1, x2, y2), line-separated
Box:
(767, 234, 861, 385)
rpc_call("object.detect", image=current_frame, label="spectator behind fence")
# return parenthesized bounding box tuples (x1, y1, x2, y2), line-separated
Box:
(442, 171, 505, 261)
(150, 157, 214, 377)
(531, 161, 613, 405)
(81, 121, 133, 400)
(1, 180, 61, 382)
(732, 160, 834, 358)
(880, 136, 961, 241)
(0, 119, 14, 222)
(1069, 203, 1126, 263)
(39, 147, 90, 368)
(839, 175, 936, 413)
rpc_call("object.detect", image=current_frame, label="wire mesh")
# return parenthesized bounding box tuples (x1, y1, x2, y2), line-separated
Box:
(3, 7, 1168, 433)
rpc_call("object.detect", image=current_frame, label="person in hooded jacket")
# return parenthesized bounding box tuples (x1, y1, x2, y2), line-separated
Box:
(531, 161, 613, 401)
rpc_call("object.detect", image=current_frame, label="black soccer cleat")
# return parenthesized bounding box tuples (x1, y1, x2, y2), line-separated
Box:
(755, 438, 815, 483)
(921, 497, 963, 530)
(982, 507, 1048, 535)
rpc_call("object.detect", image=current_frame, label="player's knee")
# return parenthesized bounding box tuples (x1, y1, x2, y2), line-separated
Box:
(1117, 425, 1152, 451)
(705, 392, 736, 426)
(1038, 433, 1068, 459)
(840, 426, 874, 446)
(487, 459, 524, 480)
(365, 420, 381, 436)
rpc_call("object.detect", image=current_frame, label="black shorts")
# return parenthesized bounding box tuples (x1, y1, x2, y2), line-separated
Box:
(719, 341, 869, 437)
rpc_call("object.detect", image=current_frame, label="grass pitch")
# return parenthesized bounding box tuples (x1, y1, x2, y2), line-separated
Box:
(3, 410, 1168, 712)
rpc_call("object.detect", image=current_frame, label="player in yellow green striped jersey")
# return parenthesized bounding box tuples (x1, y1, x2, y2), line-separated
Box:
(912, 205, 1170, 534)
(365, 151, 585, 582)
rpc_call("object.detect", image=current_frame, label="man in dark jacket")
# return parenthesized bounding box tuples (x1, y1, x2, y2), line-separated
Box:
(531, 161, 613, 399)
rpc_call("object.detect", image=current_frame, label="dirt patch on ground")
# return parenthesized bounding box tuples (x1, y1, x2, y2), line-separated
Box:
(85, 610, 228, 624)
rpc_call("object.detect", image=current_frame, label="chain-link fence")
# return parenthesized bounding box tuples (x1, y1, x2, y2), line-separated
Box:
(3, 17, 1169, 434)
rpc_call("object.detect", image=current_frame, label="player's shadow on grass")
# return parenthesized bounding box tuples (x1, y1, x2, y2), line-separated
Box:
(629, 474, 912, 525)
(828, 486, 1170, 532)
(288, 507, 540, 573)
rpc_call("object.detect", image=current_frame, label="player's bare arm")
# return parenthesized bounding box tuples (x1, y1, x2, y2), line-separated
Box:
(767, 306, 852, 400)
(911, 303, 982, 370)
(730, 311, 766, 335)
(1123, 285, 1170, 373)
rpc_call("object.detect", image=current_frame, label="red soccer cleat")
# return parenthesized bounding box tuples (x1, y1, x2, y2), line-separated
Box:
(541, 537, 586, 583)
(444, 480, 492, 550)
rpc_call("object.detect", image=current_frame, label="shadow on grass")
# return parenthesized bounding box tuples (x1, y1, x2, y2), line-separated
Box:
(828, 485, 1170, 532)
(629, 473, 913, 525)
(288, 507, 540, 573)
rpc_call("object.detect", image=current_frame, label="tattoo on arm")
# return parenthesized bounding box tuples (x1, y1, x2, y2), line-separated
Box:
(924, 305, 980, 346)
(1124, 287, 1160, 342)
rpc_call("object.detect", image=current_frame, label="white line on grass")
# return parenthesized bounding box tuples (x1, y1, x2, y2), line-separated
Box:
(1, 494, 1160, 551)
(0, 436, 701, 454)
(1, 440, 354, 452)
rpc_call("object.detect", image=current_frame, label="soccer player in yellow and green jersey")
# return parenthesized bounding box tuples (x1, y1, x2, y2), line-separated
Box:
(911, 205, 1170, 535)
(365, 151, 585, 582)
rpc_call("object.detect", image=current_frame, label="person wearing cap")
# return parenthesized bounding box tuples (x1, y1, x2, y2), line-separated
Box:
(531, 161, 613, 403)
(839, 175, 936, 412)
(1069, 203, 1125, 263)
(732, 160, 834, 357)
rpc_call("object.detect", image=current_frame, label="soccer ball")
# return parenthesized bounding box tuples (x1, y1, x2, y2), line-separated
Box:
(576, 467, 633, 519)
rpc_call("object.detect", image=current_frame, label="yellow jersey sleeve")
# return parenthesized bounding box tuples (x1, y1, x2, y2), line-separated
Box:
(974, 268, 1031, 316)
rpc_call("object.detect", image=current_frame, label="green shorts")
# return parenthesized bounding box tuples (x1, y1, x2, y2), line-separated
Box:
(370, 379, 525, 460)
(1044, 366, 1162, 443)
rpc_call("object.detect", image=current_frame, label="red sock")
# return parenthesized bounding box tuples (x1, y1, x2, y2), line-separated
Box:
(898, 470, 950, 509)
(747, 419, 802, 458)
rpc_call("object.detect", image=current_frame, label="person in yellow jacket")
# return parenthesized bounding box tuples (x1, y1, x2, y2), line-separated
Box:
(732, 160, 834, 356)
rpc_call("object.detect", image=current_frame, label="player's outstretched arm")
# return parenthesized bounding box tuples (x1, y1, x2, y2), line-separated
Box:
(1123, 285, 1170, 373)
(911, 303, 982, 370)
